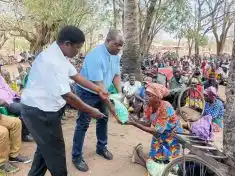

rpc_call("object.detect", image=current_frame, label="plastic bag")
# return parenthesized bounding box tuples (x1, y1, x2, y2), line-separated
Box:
(110, 94, 128, 124)
(109, 93, 124, 102)
(146, 159, 166, 176)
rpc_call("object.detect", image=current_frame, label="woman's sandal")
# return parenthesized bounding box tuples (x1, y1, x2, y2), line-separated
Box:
(131, 143, 146, 167)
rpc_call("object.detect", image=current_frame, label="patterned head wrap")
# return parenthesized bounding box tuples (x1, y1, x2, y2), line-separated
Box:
(146, 83, 170, 99)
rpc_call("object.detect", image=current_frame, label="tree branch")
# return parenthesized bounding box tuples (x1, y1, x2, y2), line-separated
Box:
(202, 0, 224, 21)
(0, 0, 12, 2)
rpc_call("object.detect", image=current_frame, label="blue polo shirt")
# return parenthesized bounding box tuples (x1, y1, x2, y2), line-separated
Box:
(79, 44, 120, 93)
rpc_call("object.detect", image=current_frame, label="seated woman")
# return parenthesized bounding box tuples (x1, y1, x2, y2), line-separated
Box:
(203, 86, 224, 132)
(182, 87, 224, 140)
(187, 69, 204, 110)
(125, 83, 183, 175)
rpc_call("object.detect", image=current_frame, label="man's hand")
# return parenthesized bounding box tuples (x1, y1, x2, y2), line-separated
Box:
(98, 90, 109, 101)
(89, 108, 105, 119)
(0, 99, 8, 107)
(109, 105, 117, 117)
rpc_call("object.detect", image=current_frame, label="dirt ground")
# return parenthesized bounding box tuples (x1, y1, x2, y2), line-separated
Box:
(13, 116, 152, 176)
(13, 115, 224, 176)
(7, 73, 225, 176)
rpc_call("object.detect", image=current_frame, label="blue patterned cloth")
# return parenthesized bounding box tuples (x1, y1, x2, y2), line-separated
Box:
(203, 99, 224, 128)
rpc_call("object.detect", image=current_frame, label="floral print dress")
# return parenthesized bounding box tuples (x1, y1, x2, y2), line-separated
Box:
(144, 101, 183, 162)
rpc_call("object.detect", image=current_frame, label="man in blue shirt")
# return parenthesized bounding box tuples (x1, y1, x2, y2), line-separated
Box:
(72, 29, 123, 172)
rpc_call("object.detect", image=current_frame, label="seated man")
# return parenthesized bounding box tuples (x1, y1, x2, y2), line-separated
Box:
(0, 115, 31, 174)
(166, 67, 187, 109)
(0, 74, 33, 142)
(123, 74, 141, 109)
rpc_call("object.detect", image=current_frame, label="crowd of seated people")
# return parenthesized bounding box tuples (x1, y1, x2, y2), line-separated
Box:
(122, 53, 227, 175)
(119, 52, 226, 135)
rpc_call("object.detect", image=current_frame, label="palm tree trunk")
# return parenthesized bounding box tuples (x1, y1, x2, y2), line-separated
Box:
(122, 0, 140, 79)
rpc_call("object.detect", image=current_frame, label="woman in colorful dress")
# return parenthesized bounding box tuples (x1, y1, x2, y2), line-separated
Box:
(125, 83, 183, 175)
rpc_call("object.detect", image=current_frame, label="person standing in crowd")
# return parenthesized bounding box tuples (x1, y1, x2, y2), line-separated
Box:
(21, 26, 106, 176)
(72, 29, 124, 172)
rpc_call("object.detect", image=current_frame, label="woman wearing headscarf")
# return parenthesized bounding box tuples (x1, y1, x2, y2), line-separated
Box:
(125, 83, 183, 175)
(183, 86, 224, 141)
(203, 86, 224, 132)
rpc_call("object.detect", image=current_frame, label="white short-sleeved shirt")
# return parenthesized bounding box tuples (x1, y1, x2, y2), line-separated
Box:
(123, 81, 141, 96)
(21, 42, 77, 112)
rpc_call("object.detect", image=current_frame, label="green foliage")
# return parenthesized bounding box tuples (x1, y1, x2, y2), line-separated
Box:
(163, 0, 192, 36)
(0, 0, 109, 52)
(199, 35, 208, 46)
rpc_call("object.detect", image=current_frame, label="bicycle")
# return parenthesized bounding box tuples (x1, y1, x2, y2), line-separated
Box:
(177, 83, 205, 122)
(162, 133, 234, 176)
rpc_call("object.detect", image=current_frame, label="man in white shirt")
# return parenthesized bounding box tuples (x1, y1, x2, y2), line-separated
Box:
(123, 74, 141, 107)
(21, 26, 107, 176)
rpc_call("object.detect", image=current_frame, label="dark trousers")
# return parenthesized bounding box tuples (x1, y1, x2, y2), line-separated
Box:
(72, 87, 109, 160)
(7, 102, 30, 137)
(21, 104, 67, 176)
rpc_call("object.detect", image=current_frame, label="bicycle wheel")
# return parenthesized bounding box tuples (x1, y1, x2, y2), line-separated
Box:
(177, 87, 205, 120)
(162, 155, 223, 176)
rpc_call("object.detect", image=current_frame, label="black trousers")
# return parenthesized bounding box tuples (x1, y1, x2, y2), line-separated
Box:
(7, 102, 30, 137)
(21, 104, 67, 176)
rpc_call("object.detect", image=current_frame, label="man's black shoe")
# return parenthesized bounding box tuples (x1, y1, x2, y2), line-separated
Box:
(96, 148, 113, 160)
(72, 158, 89, 172)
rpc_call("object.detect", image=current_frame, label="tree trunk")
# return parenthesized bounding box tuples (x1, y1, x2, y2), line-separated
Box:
(122, 6, 124, 32)
(224, 23, 235, 171)
(0, 32, 8, 49)
(145, 34, 155, 56)
(195, 41, 199, 59)
(122, 0, 140, 79)
(113, 0, 117, 29)
(139, 0, 157, 56)
(89, 31, 93, 49)
(188, 46, 192, 57)
(176, 37, 181, 55)
(216, 38, 226, 56)
(187, 39, 193, 57)
(216, 41, 222, 56)
(29, 22, 58, 54)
